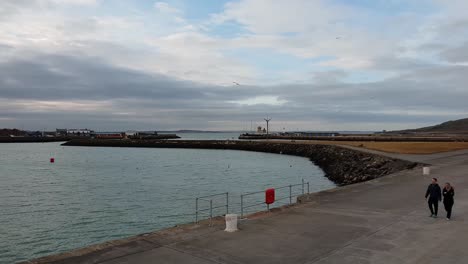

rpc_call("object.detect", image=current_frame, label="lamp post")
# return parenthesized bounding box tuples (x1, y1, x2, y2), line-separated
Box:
(264, 117, 271, 137)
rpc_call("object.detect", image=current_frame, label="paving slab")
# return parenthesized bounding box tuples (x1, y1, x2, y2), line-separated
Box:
(101, 247, 215, 264)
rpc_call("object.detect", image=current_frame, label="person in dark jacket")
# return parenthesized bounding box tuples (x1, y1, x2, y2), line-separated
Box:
(425, 178, 442, 217)
(443, 182, 455, 220)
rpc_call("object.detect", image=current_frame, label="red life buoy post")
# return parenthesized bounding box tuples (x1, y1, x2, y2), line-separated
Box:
(265, 188, 275, 211)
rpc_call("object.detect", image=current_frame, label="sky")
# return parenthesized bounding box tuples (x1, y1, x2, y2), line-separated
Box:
(0, 0, 467, 131)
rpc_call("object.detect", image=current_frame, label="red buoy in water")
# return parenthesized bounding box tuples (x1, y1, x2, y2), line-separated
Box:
(50, 158, 55, 163)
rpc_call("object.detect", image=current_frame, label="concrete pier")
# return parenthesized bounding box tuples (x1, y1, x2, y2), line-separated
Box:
(22, 148, 468, 264)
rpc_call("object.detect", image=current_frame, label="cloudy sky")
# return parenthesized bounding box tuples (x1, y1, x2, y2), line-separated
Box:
(0, 0, 467, 131)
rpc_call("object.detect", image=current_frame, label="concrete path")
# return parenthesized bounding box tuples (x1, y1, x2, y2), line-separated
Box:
(28, 149, 468, 264)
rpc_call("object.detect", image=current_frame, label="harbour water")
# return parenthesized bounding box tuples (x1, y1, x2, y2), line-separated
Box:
(0, 133, 335, 263)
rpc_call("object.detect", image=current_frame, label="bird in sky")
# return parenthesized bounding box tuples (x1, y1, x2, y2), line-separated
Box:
(233, 82, 240, 86)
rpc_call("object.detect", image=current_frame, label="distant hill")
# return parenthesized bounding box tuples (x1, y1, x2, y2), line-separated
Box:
(397, 118, 468, 134)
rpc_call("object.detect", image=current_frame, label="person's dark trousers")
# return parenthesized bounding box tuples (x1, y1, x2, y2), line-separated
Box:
(444, 202, 453, 219)
(428, 199, 439, 216)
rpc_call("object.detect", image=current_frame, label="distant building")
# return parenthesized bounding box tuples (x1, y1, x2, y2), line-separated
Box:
(130, 131, 160, 139)
(0, 129, 27, 137)
(124, 131, 138, 137)
(26, 131, 42, 137)
(71, 129, 92, 136)
(43, 131, 56, 137)
(92, 132, 125, 139)
(68, 129, 93, 136)
(135, 131, 158, 136)
(288, 132, 339, 137)
(56, 129, 67, 136)
(257, 126, 263, 133)
(56, 128, 94, 137)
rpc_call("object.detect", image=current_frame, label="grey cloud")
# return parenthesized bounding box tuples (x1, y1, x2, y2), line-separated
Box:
(1, 98, 461, 131)
(0, 52, 467, 131)
(0, 43, 12, 49)
(0, 54, 208, 101)
(439, 42, 468, 63)
(310, 70, 347, 84)
(0, 0, 33, 19)
(0, 44, 13, 53)
(0, 52, 270, 103)
(437, 19, 468, 36)
(276, 80, 468, 112)
(371, 56, 432, 71)
(417, 43, 447, 52)
(59, 18, 100, 35)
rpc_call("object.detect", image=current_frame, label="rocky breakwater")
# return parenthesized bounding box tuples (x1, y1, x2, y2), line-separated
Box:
(0, 136, 71, 143)
(298, 145, 418, 185)
(63, 139, 417, 185)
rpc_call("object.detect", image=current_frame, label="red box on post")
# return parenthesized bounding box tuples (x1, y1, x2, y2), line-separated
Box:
(265, 188, 275, 205)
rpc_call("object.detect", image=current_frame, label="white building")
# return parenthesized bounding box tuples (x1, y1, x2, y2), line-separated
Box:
(66, 129, 93, 135)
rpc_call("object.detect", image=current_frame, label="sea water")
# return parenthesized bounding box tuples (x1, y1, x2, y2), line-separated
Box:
(0, 135, 334, 263)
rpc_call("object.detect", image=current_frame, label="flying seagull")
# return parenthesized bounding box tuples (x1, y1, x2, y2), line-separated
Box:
(233, 82, 240, 86)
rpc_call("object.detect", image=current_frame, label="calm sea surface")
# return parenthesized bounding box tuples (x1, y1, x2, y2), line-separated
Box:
(0, 133, 335, 263)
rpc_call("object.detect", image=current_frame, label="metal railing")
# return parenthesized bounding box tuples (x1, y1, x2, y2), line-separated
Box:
(240, 179, 310, 218)
(195, 192, 229, 223)
(194, 179, 311, 222)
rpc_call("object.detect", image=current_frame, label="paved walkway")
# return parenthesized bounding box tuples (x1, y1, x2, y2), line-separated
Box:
(28, 149, 468, 264)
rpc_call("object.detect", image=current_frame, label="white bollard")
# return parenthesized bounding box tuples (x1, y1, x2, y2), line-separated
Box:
(423, 166, 431, 175)
(225, 214, 238, 232)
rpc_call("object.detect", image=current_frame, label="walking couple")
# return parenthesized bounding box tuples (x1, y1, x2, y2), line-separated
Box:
(425, 178, 455, 220)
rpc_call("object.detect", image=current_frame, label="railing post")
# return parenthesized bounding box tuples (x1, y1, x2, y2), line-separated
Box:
(195, 197, 199, 223)
(302, 179, 305, 194)
(226, 192, 229, 215)
(210, 199, 213, 219)
(209, 199, 213, 226)
(307, 182, 310, 194)
(289, 185, 292, 204)
(241, 194, 244, 218)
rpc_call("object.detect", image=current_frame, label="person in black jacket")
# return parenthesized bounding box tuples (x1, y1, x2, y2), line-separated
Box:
(443, 182, 455, 220)
(425, 178, 442, 217)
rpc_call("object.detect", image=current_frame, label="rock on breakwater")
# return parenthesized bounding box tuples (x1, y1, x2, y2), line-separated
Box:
(63, 139, 417, 185)
(0, 136, 71, 143)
